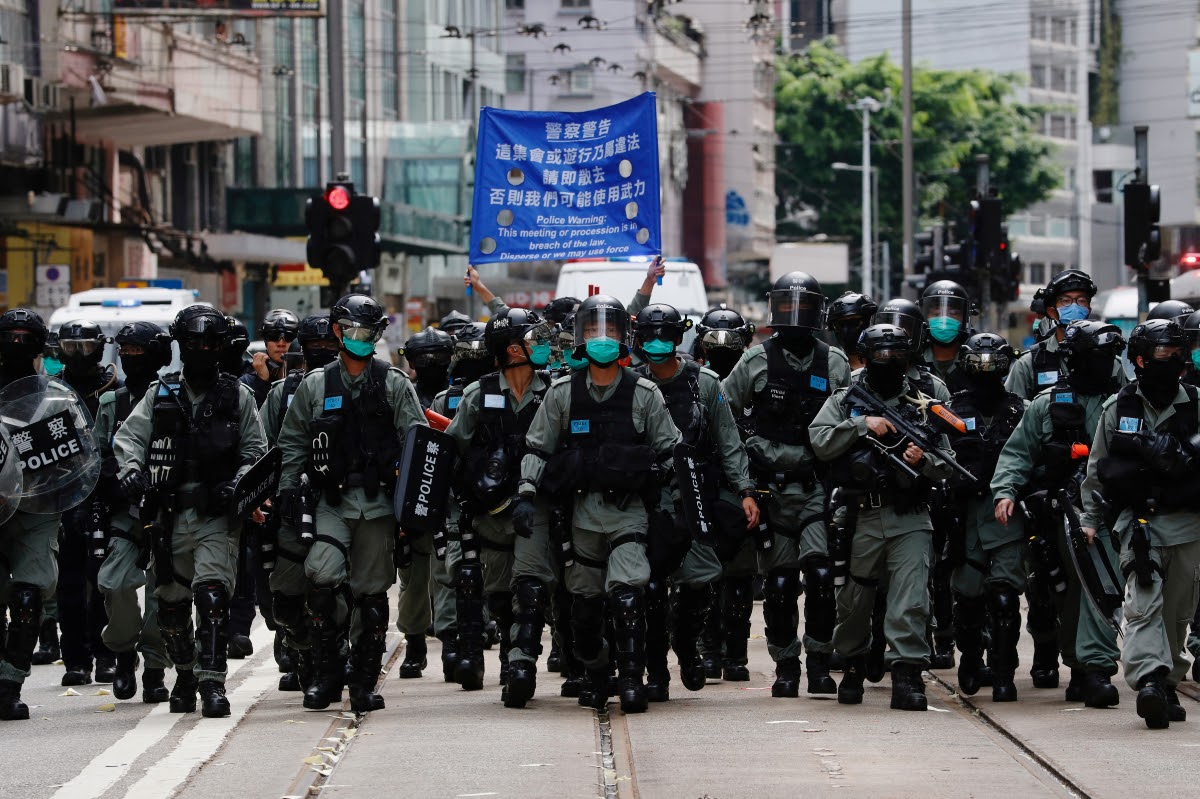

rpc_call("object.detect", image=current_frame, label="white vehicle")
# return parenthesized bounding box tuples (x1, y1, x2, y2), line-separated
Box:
(48, 288, 210, 376)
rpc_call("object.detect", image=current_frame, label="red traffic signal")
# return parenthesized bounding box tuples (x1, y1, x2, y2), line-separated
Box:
(327, 185, 351, 211)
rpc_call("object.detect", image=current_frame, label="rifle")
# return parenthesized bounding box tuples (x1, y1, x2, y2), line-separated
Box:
(1020, 493, 1067, 595)
(140, 484, 177, 588)
(549, 504, 576, 569)
(844, 383, 977, 487)
(827, 487, 855, 587)
(928, 483, 964, 567)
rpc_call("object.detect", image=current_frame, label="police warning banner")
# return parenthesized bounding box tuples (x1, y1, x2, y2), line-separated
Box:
(469, 92, 661, 265)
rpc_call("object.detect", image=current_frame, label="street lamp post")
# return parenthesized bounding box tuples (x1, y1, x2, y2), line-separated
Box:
(848, 97, 881, 297)
(833, 161, 879, 297)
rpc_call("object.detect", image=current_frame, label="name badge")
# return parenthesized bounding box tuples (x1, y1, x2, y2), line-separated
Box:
(286, 395, 294, 407)
(849, 408, 864, 418)
(1054, 392, 1073, 404)
(1118, 417, 1141, 433)
(159, 382, 180, 396)
(962, 417, 976, 431)
(484, 393, 506, 409)
(571, 419, 590, 434)
(324, 396, 343, 411)
(810, 375, 828, 392)
(448, 395, 461, 410)
(1037, 370, 1058, 386)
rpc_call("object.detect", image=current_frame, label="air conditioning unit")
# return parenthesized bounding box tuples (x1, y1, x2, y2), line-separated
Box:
(23, 77, 63, 111)
(0, 63, 24, 101)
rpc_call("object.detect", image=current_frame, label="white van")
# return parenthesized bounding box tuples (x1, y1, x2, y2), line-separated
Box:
(48, 288, 210, 376)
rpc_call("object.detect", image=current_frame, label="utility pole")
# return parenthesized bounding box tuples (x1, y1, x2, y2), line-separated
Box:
(1134, 125, 1150, 317)
(327, 0, 346, 175)
(901, 0, 914, 278)
(976, 154, 992, 330)
(851, 97, 881, 297)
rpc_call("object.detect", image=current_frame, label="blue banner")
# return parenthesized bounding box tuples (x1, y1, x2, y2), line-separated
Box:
(469, 92, 661, 265)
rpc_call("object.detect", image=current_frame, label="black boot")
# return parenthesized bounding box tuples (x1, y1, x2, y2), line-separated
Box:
(169, 669, 198, 713)
(438, 630, 459, 683)
(505, 578, 548, 709)
(142, 668, 170, 703)
(30, 619, 59, 666)
(94, 655, 117, 684)
(348, 594, 388, 713)
(930, 556, 955, 669)
(199, 680, 231, 718)
(505, 660, 537, 708)
(1165, 685, 1187, 722)
(1031, 639, 1061, 689)
(806, 653, 837, 695)
(954, 593, 986, 696)
(113, 651, 139, 700)
(303, 587, 345, 710)
(671, 584, 710, 693)
(0, 679, 28, 721)
(866, 589, 888, 683)
(610, 586, 648, 714)
(454, 563, 486, 691)
(1026, 583, 1060, 688)
(272, 593, 307, 692)
(552, 586, 582, 697)
(837, 655, 866, 705)
(763, 570, 801, 698)
(399, 635, 427, 678)
(1, 586, 40, 719)
(802, 562, 837, 694)
(62, 663, 93, 686)
(580, 668, 610, 710)
(487, 592, 514, 687)
(274, 631, 292, 673)
(1083, 669, 1119, 708)
(228, 635, 253, 659)
(546, 641, 562, 673)
(889, 663, 928, 711)
(643, 580, 670, 702)
(1064, 668, 1086, 702)
(570, 594, 607, 708)
(1136, 669, 1170, 729)
(721, 577, 753, 682)
(986, 588, 1020, 703)
(701, 582, 723, 681)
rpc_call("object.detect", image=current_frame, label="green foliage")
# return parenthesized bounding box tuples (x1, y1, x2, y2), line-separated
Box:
(775, 39, 1060, 249)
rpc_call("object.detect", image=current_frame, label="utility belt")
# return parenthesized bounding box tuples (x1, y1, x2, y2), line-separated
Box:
(749, 455, 816, 490)
(573, 531, 648, 571)
(173, 483, 230, 516)
(852, 490, 929, 513)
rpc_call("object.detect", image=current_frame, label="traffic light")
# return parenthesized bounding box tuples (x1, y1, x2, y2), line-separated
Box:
(1124, 182, 1161, 269)
(914, 230, 935, 274)
(974, 197, 1003, 268)
(305, 179, 381, 291)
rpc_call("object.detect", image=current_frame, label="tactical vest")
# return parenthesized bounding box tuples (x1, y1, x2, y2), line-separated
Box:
(110, 387, 135, 447)
(946, 389, 1024, 491)
(273, 369, 307, 439)
(558, 369, 656, 495)
(68, 367, 119, 418)
(463, 371, 548, 509)
(1030, 343, 1064, 396)
(832, 374, 931, 506)
(416, 384, 438, 411)
(443, 381, 467, 418)
(1097, 382, 1199, 511)
(309, 359, 402, 501)
(750, 338, 831, 446)
(637, 360, 712, 450)
(913, 365, 937, 398)
(149, 373, 242, 490)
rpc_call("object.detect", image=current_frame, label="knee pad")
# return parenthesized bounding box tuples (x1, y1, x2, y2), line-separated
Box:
(764, 569, 801, 599)
(357, 593, 390, 636)
(486, 591, 513, 621)
(272, 592, 307, 636)
(456, 563, 483, 597)
(306, 585, 339, 628)
(803, 560, 834, 595)
(571, 593, 606, 629)
(513, 578, 547, 619)
(7, 583, 41, 627)
(194, 582, 229, 620)
(986, 586, 1022, 621)
(157, 597, 194, 636)
(608, 585, 643, 627)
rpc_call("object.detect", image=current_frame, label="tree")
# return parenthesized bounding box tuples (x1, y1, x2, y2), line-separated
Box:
(775, 39, 1059, 268)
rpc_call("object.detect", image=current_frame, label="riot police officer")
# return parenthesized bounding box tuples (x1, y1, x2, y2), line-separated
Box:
(723, 272, 852, 697)
(945, 334, 1027, 701)
(809, 324, 956, 711)
(277, 295, 426, 713)
(439, 310, 472, 337)
(874, 298, 950, 402)
(634, 303, 758, 701)
(113, 306, 267, 718)
(519, 294, 681, 713)
(97, 322, 174, 703)
(1146, 299, 1195, 324)
(404, 328, 455, 409)
(1184, 310, 1200, 679)
(243, 309, 300, 406)
(693, 305, 756, 380)
(920, 280, 974, 393)
(992, 320, 1124, 706)
(0, 309, 63, 720)
(826, 292, 877, 370)
(1080, 319, 1200, 728)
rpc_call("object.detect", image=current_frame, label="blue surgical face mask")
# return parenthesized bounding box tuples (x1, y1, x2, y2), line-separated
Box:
(1057, 303, 1090, 324)
(342, 337, 375, 359)
(584, 337, 621, 366)
(528, 342, 552, 367)
(42, 356, 64, 376)
(927, 317, 962, 345)
(565, 351, 589, 371)
(641, 338, 676, 363)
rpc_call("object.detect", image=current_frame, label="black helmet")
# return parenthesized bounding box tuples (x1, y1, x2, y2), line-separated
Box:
(403, 327, 454, 368)
(452, 321, 491, 361)
(225, 317, 250, 351)
(259, 308, 300, 342)
(0, 308, 50, 351)
(1058, 319, 1126, 364)
(874, 298, 926, 352)
(958, 332, 1016, 378)
(695, 305, 754, 352)
(116, 321, 172, 370)
(634, 303, 691, 342)
(1184, 310, 1200, 346)
(331, 294, 388, 354)
(827, 292, 878, 325)
(57, 319, 109, 370)
(1147, 299, 1195, 324)
(921, 280, 973, 346)
(485, 307, 549, 365)
(543, 296, 581, 325)
(767, 271, 825, 330)
(1128, 319, 1186, 368)
(297, 314, 338, 346)
(43, 332, 61, 359)
(573, 294, 630, 360)
(170, 305, 229, 349)
(439, 310, 472, 336)
(855, 323, 913, 363)
(1044, 269, 1097, 304)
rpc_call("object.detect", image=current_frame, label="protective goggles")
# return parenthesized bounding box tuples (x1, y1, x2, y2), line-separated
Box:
(961, 351, 1010, 373)
(699, 329, 745, 349)
(523, 321, 554, 346)
(1148, 344, 1187, 362)
(866, 347, 909, 364)
(60, 339, 105, 357)
(767, 289, 825, 329)
(920, 296, 969, 321)
(0, 330, 40, 346)
(337, 321, 383, 343)
(454, 340, 491, 360)
(874, 312, 920, 341)
(264, 330, 297, 343)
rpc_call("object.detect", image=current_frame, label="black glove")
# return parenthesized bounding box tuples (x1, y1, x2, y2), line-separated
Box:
(275, 489, 299, 526)
(214, 480, 237, 514)
(120, 470, 148, 504)
(511, 497, 537, 538)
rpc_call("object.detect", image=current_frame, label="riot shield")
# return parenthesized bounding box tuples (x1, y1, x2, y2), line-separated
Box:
(673, 443, 717, 547)
(0, 375, 101, 514)
(393, 424, 457, 536)
(0, 426, 22, 524)
(1054, 491, 1124, 636)
(232, 447, 282, 520)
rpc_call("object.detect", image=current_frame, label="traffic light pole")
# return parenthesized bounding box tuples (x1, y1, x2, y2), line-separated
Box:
(901, 0, 914, 277)
(976, 155, 993, 332)
(1135, 125, 1149, 318)
(327, 0, 347, 175)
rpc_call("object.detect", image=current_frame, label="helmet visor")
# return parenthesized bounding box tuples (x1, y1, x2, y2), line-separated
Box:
(874, 311, 920, 343)
(867, 347, 909, 365)
(338, 321, 383, 343)
(768, 289, 824, 330)
(60, 339, 104, 357)
(523, 320, 554, 347)
(454, 340, 491, 360)
(962, 351, 1010, 374)
(1094, 330, 1126, 355)
(700, 329, 745, 349)
(1149, 344, 1187, 362)
(920, 296, 969, 323)
(575, 305, 625, 343)
(0, 330, 41, 347)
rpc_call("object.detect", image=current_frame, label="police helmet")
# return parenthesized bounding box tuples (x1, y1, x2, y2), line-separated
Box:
(116, 322, 172, 368)
(921, 280, 973, 345)
(331, 294, 388, 345)
(634, 303, 691, 343)
(767, 271, 825, 331)
(297, 315, 338, 346)
(439, 310, 472, 336)
(259, 308, 300, 342)
(557, 312, 578, 350)
(827, 292, 878, 325)
(402, 327, 454, 369)
(452, 321, 491, 361)
(1128, 319, 1186, 368)
(874, 298, 926, 352)
(225, 317, 250, 352)
(485, 307, 549, 365)
(855, 323, 913, 365)
(543, 297, 581, 325)
(57, 319, 109, 368)
(695, 305, 754, 353)
(958, 332, 1016, 378)
(572, 294, 630, 358)
(1058, 319, 1126, 364)
(1147, 300, 1195, 325)
(1044, 269, 1097, 304)
(170, 305, 229, 350)
(1184, 310, 1200, 347)
(0, 308, 50, 352)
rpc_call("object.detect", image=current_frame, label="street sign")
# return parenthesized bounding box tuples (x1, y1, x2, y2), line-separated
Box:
(35, 265, 70, 308)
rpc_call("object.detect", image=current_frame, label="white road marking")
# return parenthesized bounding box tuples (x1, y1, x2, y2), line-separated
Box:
(51, 623, 274, 799)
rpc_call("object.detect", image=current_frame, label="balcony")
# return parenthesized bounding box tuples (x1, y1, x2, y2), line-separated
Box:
(50, 20, 261, 146)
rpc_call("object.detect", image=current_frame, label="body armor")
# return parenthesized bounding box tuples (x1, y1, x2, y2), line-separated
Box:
(149, 373, 242, 506)
(749, 338, 831, 446)
(946, 390, 1025, 492)
(462, 372, 548, 511)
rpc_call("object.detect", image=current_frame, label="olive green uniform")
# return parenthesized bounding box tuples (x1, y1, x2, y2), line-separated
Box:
(990, 388, 1121, 674)
(0, 511, 61, 684)
(809, 377, 955, 666)
(1006, 336, 1127, 401)
(1080, 384, 1200, 689)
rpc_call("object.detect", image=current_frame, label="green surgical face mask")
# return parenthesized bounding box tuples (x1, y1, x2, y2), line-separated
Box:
(528, 342, 552, 367)
(641, 338, 676, 363)
(565, 351, 589, 370)
(928, 317, 962, 344)
(342, 337, 375, 359)
(1191, 349, 1200, 371)
(584, 337, 621, 366)
(42, 356, 64, 376)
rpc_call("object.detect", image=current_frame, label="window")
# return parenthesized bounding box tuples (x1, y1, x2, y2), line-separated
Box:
(506, 53, 526, 94)
(1094, 169, 1114, 203)
(1050, 66, 1067, 92)
(348, 0, 366, 102)
(506, 0, 524, 8)
(380, 0, 398, 118)
(567, 68, 592, 94)
(1048, 216, 1070, 238)
(1031, 64, 1047, 89)
(1051, 17, 1067, 44)
(1007, 215, 1030, 236)
(1032, 16, 1048, 41)
(1029, 262, 1046, 284)
(561, 0, 590, 9)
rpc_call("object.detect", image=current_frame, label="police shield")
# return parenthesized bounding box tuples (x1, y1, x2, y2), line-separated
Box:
(0, 375, 101, 514)
(1057, 493, 1124, 636)
(393, 424, 456, 536)
(232, 447, 282, 520)
(673, 443, 717, 547)
(0, 426, 22, 524)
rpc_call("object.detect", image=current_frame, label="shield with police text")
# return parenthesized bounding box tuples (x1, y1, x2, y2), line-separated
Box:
(232, 447, 282, 520)
(393, 424, 457, 536)
(0, 375, 100, 514)
(0, 426, 22, 524)
(673, 443, 717, 547)
(1059, 494, 1124, 636)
